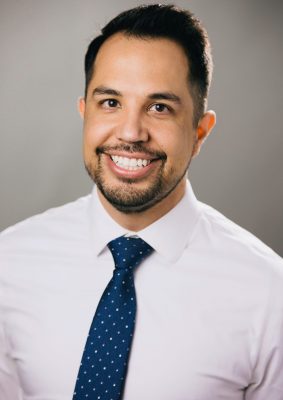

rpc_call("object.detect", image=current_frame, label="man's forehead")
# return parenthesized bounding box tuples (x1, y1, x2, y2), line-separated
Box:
(93, 32, 189, 69)
(89, 33, 190, 94)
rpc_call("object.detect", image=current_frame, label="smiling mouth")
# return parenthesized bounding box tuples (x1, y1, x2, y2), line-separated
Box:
(110, 155, 153, 170)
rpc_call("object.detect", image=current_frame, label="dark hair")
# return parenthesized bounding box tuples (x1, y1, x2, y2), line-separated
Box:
(84, 4, 213, 126)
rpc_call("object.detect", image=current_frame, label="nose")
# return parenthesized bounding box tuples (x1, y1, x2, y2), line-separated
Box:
(116, 109, 149, 143)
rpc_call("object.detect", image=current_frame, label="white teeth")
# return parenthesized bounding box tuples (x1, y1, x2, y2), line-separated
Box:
(123, 157, 130, 167)
(111, 156, 151, 170)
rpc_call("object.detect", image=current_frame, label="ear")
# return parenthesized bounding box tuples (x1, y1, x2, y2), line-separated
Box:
(77, 96, 86, 119)
(192, 110, 216, 158)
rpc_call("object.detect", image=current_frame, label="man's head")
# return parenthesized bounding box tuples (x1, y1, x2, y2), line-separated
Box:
(84, 4, 213, 127)
(79, 4, 216, 225)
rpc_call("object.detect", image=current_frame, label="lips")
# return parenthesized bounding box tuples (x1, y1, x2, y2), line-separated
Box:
(103, 152, 161, 179)
(96, 144, 166, 179)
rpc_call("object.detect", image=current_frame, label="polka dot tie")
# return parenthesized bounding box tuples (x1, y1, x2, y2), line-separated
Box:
(73, 236, 154, 400)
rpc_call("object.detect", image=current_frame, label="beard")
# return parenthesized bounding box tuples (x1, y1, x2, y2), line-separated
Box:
(85, 144, 190, 214)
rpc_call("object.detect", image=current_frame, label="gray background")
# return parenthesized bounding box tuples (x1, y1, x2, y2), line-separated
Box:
(0, 0, 282, 256)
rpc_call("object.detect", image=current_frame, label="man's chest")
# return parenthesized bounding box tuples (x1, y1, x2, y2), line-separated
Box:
(5, 264, 257, 399)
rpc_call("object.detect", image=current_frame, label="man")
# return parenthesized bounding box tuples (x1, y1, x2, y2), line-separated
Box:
(1, 4, 283, 400)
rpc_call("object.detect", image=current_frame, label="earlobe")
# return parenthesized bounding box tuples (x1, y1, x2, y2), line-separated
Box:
(77, 97, 86, 119)
(192, 110, 216, 157)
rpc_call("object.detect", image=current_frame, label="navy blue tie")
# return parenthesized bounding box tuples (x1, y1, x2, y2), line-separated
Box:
(73, 236, 153, 400)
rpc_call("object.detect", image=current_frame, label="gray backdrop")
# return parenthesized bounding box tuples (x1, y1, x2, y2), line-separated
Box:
(1, 0, 282, 256)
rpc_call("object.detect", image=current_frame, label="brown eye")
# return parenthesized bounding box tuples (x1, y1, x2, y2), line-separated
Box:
(149, 103, 170, 113)
(101, 99, 120, 108)
(155, 104, 167, 112)
(106, 99, 118, 107)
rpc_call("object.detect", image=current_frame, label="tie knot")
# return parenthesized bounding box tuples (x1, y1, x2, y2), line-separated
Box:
(107, 236, 153, 271)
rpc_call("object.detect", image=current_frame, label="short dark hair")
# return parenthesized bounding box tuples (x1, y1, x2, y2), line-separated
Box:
(84, 4, 213, 127)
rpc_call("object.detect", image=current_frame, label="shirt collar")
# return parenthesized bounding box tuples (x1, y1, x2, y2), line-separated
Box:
(89, 180, 201, 263)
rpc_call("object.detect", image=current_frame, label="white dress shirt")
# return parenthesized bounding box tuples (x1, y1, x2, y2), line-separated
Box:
(1, 181, 283, 400)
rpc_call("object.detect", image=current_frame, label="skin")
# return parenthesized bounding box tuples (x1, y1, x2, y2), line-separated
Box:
(79, 33, 216, 231)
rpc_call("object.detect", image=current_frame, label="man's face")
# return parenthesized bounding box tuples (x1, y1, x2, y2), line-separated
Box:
(80, 33, 213, 214)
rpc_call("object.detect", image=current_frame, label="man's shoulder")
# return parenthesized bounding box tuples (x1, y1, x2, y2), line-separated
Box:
(195, 200, 282, 272)
(0, 193, 91, 252)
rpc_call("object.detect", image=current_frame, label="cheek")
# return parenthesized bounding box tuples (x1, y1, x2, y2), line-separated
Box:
(83, 116, 111, 148)
(82, 118, 102, 161)
(159, 130, 193, 160)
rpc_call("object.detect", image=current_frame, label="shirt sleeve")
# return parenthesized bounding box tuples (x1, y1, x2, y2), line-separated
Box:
(245, 269, 283, 399)
(0, 318, 22, 400)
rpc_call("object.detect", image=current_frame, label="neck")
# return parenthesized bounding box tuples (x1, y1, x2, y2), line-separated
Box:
(97, 180, 186, 231)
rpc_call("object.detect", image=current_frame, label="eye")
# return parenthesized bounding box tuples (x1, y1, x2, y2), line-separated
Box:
(149, 103, 171, 114)
(100, 99, 120, 108)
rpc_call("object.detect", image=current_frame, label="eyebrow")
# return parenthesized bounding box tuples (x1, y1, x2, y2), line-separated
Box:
(148, 92, 181, 104)
(92, 86, 181, 104)
(92, 86, 122, 97)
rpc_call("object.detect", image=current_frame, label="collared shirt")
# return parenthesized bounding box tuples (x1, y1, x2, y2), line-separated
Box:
(1, 182, 283, 400)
